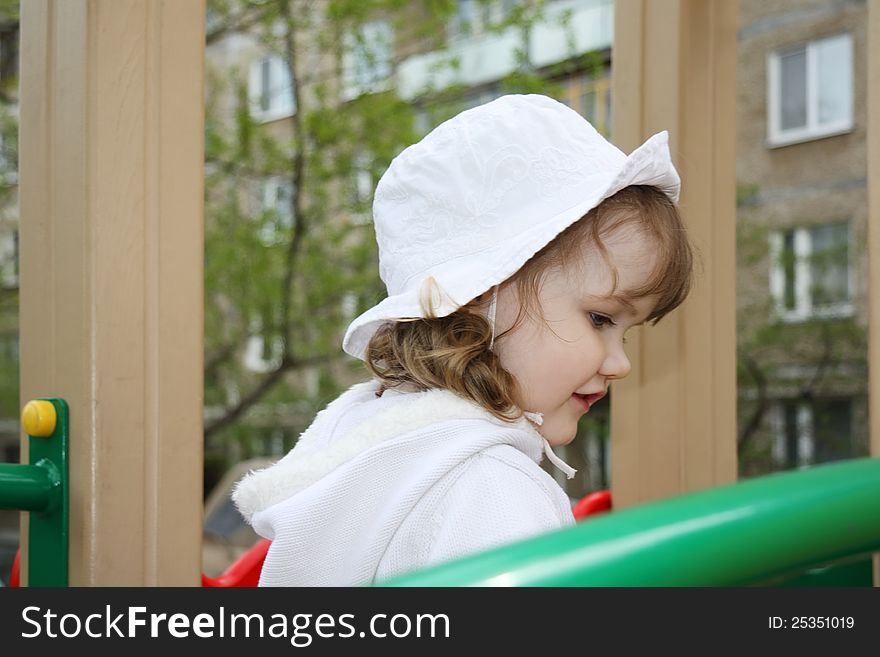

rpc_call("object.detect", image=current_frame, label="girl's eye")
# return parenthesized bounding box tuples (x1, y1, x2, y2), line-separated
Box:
(589, 312, 615, 329)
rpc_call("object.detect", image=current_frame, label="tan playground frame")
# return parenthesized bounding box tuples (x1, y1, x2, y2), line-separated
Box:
(15, 0, 880, 586)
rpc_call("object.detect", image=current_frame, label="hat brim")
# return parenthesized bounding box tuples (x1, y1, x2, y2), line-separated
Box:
(343, 131, 679, 361)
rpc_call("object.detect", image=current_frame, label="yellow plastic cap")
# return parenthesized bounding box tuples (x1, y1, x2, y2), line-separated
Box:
(22, 400, 57, 438)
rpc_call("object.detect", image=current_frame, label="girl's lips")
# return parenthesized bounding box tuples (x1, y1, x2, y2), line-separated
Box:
(572, 391, 606, 412)
(572, 393, 592, 412)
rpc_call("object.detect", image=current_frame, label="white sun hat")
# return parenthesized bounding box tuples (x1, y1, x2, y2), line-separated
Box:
(343, 93, 680, 361)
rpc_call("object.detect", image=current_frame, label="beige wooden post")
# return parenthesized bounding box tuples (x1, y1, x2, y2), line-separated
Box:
(868, 0, 880, 587)
(611, 0, 738, 508)
(18, 0, 205, 585)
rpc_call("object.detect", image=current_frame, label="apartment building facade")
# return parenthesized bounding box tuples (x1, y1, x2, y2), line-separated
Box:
(736, 0, 870, 476)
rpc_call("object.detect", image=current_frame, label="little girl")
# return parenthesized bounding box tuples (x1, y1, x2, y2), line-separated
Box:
(233, 94, 693, 586)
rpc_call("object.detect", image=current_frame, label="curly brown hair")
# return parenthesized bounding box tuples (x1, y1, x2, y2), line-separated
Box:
(364, 185, 694, 422)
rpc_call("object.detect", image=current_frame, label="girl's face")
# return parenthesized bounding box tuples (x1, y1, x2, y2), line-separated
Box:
(493, 227, 658, 446)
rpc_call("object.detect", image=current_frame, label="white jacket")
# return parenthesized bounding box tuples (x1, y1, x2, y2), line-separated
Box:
(233, 380, 574, 586)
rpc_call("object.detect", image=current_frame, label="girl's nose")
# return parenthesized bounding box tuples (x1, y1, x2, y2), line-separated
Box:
(600, 342, 631, 380)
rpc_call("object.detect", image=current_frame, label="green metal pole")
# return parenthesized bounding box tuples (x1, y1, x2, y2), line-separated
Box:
(26, 398, 69, 586)
(380, 457, 880, 587)
(0, 398, 70, 586)
(0, 462, 58, 512)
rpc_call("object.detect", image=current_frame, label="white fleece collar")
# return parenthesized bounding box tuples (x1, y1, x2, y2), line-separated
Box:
(232, 381, 559, 523)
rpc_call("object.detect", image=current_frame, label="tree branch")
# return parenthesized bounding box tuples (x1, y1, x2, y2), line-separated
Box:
(204, 352, 338, 439)
(278, 0, 308, 358)
(738, 353, 769, 455)
(206, 3, 267, 46)
(800, 322, 834, 399)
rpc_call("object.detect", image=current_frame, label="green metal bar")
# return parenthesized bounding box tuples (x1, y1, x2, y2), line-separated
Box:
(0, 462, 58, 511)
(769, 555, 874, 587)
(380, 457, 880, 587)
(27, 398, 69, 586)
(0, 399, 72, 586)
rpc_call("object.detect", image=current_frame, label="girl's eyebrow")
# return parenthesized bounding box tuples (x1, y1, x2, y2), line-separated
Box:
(590, 293, 639, 316)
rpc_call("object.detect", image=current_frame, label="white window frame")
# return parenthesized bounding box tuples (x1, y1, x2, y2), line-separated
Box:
(766, 33, 853, 148)
(258, 176, 295, 246)
(772, 398, 855, 468)
(772, 402, 814, 468)
(769, 221, 853, 322)
(352, 153, 373, 204)
(0, 229, 17, 288)
(243, 315, 283, 373)
(342, 19, 394, 101)
(248, 54, 296, 123)
(350, 153, 374, 226)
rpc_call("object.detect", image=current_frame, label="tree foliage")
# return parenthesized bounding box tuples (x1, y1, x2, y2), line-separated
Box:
(0, 1, 19, 420)
(202, 0, 599, 472)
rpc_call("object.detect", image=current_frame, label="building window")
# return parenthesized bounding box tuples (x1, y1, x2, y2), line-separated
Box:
(248, 55, 296, 122)
(773, 398, 854, 468)
(350, 153, 374, 226)
(258, 177, 295, 246)
(243, 318, 282, 374)
(767, 33, 853, 147)
(769, 221, 852, 321)
(556, 71, 612, 137)
(448, 0, 517, 39)
(342, 19, 394, 101)
(352, 153, 373, 204)
(451, 0, 484, 37)
(0, 229, 17, 289)
(0, 25, 18, 89)
(461, 86, 503, 110)
(0, 130, 17, 184)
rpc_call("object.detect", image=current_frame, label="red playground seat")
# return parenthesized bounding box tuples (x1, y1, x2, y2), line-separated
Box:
(572, 490, 612, 521)
(202, 538, 271, 587)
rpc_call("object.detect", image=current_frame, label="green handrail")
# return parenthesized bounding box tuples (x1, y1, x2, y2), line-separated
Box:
(381, 457, 880, 586)
(0, 461, 60, 512)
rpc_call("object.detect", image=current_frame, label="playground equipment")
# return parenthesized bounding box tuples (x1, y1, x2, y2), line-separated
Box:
(0, 398, 68, 586)
(572, 490, 612, 519)
(201, 539, 271, 588)
(195, 473, 878, 587)
(382, 458, 880, 586)
(3, 397, 878, 587)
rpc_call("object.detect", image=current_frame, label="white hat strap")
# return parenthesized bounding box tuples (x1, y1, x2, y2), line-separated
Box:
(541, 438, 578, 480)
(523, 411, 578, 479)
(488, 285, 499, 349)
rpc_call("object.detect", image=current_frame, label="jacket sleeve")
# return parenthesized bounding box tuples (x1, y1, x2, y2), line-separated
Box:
(422, 444, 575, 568)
